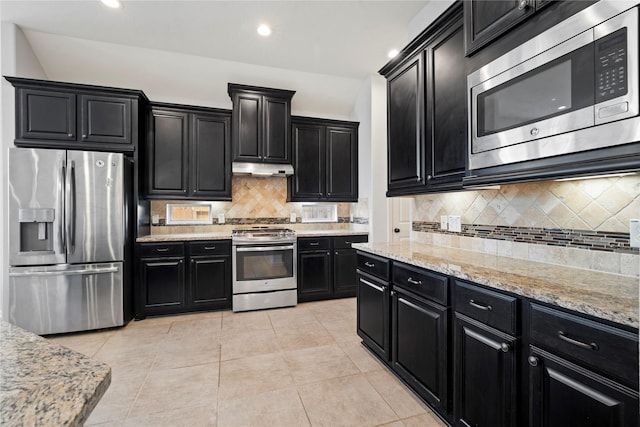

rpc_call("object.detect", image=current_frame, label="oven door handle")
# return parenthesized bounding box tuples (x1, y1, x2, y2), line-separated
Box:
(236, 245, 295, 252)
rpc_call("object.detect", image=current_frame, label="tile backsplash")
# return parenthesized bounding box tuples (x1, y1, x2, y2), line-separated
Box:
(150, 176, 369, 228)
(411, 174, 640, 276)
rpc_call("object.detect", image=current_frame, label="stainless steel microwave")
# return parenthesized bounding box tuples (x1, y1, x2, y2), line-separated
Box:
(468, 1, 640, 171)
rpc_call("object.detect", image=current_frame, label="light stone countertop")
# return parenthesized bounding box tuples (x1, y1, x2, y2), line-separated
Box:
(0, 321, 111, 426)
(136, 229, 368, 242)
(353, 241, 639, 329)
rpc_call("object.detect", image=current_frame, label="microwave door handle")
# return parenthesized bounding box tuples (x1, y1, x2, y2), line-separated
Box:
(236, 245, 295, 252)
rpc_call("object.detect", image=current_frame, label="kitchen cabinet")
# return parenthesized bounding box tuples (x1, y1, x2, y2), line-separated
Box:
(379, 3, 465, 196)
(7, 76, 144, 153)
(136, 240, 232, 318)
(453, 280, 520, 427)
(289, 117, 359, 202)
(228, 83, 295, 164)
(297, 235, 368, 302)
(356, 252, 391, 362)
(146, 103, 231, 200)
(464, 0, 538, 56)
(391, 263, 450, 414)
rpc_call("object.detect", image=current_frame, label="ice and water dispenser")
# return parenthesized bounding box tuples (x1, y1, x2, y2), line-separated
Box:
(18, 208, 55, 253)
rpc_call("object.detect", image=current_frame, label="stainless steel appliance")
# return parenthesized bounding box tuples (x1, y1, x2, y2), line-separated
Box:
(8, 148, 126, 335)
(232, 227, 297, 312)
(468, 1, 640, 171)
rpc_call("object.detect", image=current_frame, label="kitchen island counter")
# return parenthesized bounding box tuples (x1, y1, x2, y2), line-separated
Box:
(353, 241, 639, 328)
(0, 321, 111, 427)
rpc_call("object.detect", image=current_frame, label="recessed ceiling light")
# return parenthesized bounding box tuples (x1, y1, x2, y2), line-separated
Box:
(388, 49, 399, 59)
(100, 0, 121, 9)
(257, 25, 272, 37)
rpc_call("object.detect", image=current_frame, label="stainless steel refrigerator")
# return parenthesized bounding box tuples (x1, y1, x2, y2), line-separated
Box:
(8, 148, 128, 335)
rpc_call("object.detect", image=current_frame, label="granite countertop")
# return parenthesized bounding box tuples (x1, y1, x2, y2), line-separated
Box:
(137, 228, 369, 242)
(353, 241, 639, 329)
(0, 321, 111, 426)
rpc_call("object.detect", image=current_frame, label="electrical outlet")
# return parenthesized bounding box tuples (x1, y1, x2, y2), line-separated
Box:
(448, 215, 461, 233)
(440, 215, 448, 230)
(631, 219, 640, 248)
(290, 213, 297, 223)
(218, 213, 225, 224)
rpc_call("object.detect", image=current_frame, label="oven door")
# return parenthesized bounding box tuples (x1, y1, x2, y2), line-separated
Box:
(233, 243, 296, 293)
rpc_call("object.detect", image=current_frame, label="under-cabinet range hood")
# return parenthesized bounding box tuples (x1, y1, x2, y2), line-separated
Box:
(232, 162, 294, 177)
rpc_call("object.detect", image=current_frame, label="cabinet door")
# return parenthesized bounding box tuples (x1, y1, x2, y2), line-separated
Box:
(189, 255, 231, 310)
(426, 17, 466, 189)
(528, 346, 639, 427)
(387, 54, 425, 194)
(190, 112, 231, 199)
(80, 94, 132, 145)
(333, 249, 358, 297)
(298, 250, 332, 302)
(291, 122, 326, 200)
(263, 96, 290, 163)
(147, 109, 189, 197)
(357, 272, 390, 362)
(454, 314, 518, 427)
(464, 0, 536, 56)
(326, 126, 358, 201)
(140, 257, 186, 315)
(392, 288, 449, 412)
(233, 93, 262, 161)
(17, 88, 76, 142)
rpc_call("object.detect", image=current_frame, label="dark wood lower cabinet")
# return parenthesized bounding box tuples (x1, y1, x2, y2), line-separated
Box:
(528, 346, 639, 427)
(454, 314, 518, 427)
(333, 249, 358, 296)
(298, 250, 332, 301)
(189, 255, 231, 311)
(140, 257, 186, 315)
(357, 271, 390, 362)
(392, 287, 449, 413)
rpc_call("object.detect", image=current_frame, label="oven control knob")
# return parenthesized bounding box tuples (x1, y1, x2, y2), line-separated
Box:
(530, 127, 539, 136)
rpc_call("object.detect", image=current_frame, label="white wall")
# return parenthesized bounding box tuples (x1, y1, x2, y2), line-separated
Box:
(408, 0, 456, 41)
(369, 75, 389, 243)
(1, 23, 47, 320)
(22, 30, 361, 121)
(352, 78, 372, 200)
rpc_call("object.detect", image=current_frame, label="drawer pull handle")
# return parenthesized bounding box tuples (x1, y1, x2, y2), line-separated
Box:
(364, 262, 375, 268)
(345, 241, 352, 245)
(500, 343, 510, 353)
(204, 246, 216, 250)
(407, 277, 422, 285)
(469, 299, 492, 311)
(557, 331, 599, 351)
(156, 248, 169, 252)
(309, 242, 320, 246)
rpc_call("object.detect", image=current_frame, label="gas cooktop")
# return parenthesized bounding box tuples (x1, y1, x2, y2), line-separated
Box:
(231, 227, 296, 242)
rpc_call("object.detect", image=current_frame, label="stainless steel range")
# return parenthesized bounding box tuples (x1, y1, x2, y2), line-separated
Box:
(231, 227, 297, 312)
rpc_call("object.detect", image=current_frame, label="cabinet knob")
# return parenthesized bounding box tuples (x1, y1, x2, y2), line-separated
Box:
(528, 356, 539, 367)
(518, 0, 531, 10)
(390, 290, 395, 296)
(500, 343, 510, 353)
(394, 228, 400, 233)
(327, 252, 331, 256)
(68, 133, 73, 137)
(335, 251, 339, 255)
(427, 175, 432, 180)
(82, 134, 87, 139)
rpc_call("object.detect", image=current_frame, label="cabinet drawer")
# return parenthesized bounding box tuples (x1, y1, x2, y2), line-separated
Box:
(333, 234, 368, 249)
(530, 303, 639, 386)
(357, 252, 390, 281)
(139, 242, 184, 257)
(393, 262, 448, 305)
(298, 237, 331, 251)
(454, 280, 518, 335)
(188, 240, 230, 256)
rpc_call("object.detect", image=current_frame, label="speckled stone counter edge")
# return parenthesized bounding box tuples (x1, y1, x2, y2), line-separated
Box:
(137, 229, 369, 242)
(0, 321, 111, 426)
(353, 242, 639, 329)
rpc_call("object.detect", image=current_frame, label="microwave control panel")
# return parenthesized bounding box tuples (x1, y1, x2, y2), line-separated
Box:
(595, 28, 628, 103)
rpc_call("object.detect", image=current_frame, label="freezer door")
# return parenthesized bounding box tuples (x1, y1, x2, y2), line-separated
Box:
(9, 148, 67, 266)
(67, 150, 124, 264)
(8, 263, 124, 335)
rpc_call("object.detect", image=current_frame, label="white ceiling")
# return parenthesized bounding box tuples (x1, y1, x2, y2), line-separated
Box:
(1, 0, 429, 80)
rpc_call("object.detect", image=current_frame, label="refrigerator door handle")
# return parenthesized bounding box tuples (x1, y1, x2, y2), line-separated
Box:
(68, 160, 76, 255)
(60, 161, 66, 253)
(9, 267, 119, 277)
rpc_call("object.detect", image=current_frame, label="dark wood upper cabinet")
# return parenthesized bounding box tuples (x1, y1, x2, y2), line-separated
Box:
(380, 3, 465, 196)
(464, 0, 536, 56)
(228, 84, 295, 164)
(147, 103, 231, 200)
(7, 76, 144, 153)
(289, 116, 358, 202)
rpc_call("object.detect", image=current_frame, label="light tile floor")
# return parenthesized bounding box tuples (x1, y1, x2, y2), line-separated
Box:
(48, 298, 447, 427)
